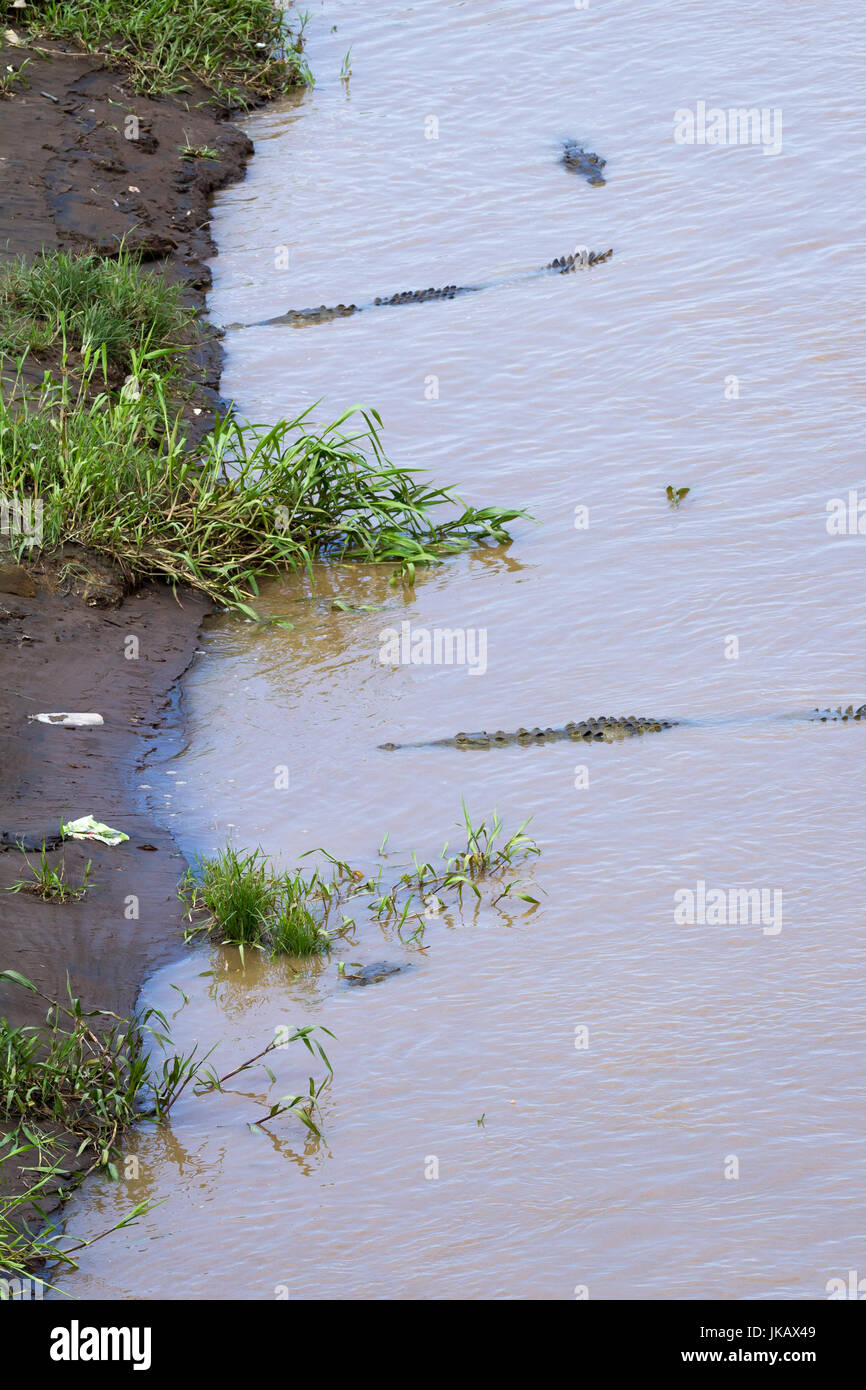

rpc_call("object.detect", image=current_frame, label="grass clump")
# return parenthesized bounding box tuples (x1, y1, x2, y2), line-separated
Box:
(180, 850, 343, 957)
(182, 804, 542, 957)
(6, 846, 92, 904)
(0, 973, 174, 1179)
(0, 969, 335, 1284)
(26, 0, 313, 103)
(271, 888, 325, 956)
(183, 847, 280, 945)
(179, 139, 221, 161)
(0, 361, 525, 612)
(0, 248, 192, 375)
(0, 59, 31, 99)
(366, 802, 542, 943)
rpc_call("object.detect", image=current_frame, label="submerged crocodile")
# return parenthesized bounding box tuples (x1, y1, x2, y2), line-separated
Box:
(343, 961, 408, 987)
(225, 248, 614, 330)
(380, 706, 866, 751)
(562, 142, 607, 185)
(222, 142, 611, 330)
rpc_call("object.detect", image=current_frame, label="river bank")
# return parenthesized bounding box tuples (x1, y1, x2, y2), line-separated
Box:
(0, 33, 266, 1216)
(0, 12, 522, 1256)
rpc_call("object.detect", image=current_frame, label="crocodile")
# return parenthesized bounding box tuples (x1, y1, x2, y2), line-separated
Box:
(343, 961, 408, 986)
(222, 142, 611, 330)
(224, 248, 614, 330)
(562, 142, 607, 185)
(379, 706, 866, 751)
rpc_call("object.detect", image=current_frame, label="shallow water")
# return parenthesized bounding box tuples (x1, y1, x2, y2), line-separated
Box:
(55, 0, 866, 1299)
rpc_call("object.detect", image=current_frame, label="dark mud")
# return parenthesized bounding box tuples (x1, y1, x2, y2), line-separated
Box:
(0, 579, 210, 1032)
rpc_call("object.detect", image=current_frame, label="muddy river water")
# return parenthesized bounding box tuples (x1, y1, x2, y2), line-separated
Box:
(55, 1, 866, 1299)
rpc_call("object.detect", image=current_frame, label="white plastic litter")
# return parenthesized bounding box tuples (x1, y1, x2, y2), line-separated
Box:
(31, 713, 104, 727)
(61, 815, 128, 847)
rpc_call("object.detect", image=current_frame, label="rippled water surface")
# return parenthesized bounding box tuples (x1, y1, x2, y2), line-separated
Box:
(56, 0, 866, 1299)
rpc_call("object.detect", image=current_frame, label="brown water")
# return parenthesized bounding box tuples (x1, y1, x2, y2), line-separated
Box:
(55, 1, 866, 1299)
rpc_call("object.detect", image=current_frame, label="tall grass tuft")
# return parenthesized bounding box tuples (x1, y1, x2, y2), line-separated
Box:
(0, 974, 169, 1179)
(270, 875, 326, 956)
(180, 852, 339, 957)
(0, 359, 525, 611)
(0, 249, 192, 374)
(185, 847, 278, 944)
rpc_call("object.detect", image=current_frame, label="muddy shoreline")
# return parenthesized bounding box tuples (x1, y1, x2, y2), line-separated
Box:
(0, 42, 261, 1197)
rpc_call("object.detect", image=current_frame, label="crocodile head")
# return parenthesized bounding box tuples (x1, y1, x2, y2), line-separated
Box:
(455, 730, 492, 748)
(562, 142, 607, 185)
(266, 303, 359, 326)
